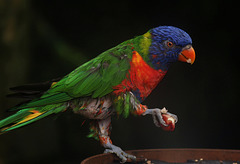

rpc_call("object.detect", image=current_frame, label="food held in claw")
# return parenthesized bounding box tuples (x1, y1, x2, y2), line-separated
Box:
(160, 114, 176, 131)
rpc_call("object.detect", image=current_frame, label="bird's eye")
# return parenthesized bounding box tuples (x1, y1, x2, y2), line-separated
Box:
(167, 41, 173, 47)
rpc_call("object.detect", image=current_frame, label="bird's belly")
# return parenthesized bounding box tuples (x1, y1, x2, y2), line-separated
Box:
(70, 96, 114, 119)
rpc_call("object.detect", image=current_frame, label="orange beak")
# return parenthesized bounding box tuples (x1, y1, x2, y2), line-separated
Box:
(178, 46, 195, 64)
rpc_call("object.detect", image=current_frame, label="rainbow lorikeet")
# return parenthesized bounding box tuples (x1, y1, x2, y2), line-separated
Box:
(0, 26, 195, 162)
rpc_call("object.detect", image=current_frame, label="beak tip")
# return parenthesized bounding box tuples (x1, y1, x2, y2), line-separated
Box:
(186, 58, 192, 64)
(178, 46, 195, 64)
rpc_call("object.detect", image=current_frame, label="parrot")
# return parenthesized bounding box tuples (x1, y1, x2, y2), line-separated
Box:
(0, 26, 195, 163)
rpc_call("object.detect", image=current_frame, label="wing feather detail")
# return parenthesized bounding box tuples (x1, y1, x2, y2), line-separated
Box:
(13, 44, 132, 110)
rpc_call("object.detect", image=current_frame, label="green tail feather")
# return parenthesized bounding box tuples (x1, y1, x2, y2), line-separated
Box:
(0, 103, 67, 134)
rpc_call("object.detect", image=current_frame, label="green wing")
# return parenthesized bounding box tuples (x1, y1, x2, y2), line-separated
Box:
(16, 44, 133, 109)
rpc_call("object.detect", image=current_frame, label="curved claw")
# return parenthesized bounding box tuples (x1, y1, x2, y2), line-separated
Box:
(143, 108, 177, 127)
(104, 145, 136, 163)
(166, 112, 178, 123)
(152, 109, 168, 127)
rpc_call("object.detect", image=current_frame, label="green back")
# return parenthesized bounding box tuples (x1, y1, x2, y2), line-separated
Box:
(15, 33, 152, 110)
(17, 42, 136, 109)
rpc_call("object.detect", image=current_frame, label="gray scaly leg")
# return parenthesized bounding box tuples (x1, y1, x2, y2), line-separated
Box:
(98, 117, 136, 163)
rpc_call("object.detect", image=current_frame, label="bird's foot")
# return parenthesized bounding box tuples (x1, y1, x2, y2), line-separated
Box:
(143, 107, 178, 127)
(104, 144, 136, 163)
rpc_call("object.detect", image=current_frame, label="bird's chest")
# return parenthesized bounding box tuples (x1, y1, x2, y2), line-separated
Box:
(113, 51, 167, 101)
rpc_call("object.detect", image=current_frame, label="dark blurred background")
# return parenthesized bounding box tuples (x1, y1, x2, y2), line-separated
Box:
(0, 0, 239, 163)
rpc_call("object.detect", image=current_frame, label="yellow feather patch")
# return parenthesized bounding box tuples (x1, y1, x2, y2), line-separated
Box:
(16, 110, 44, 125)
(51, 82, 58, 88)
(0, 110, 45, 133)
(140, 31, 151, 55)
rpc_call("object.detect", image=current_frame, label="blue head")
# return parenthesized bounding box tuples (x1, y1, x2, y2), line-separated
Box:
(149, 26, 195, 71)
